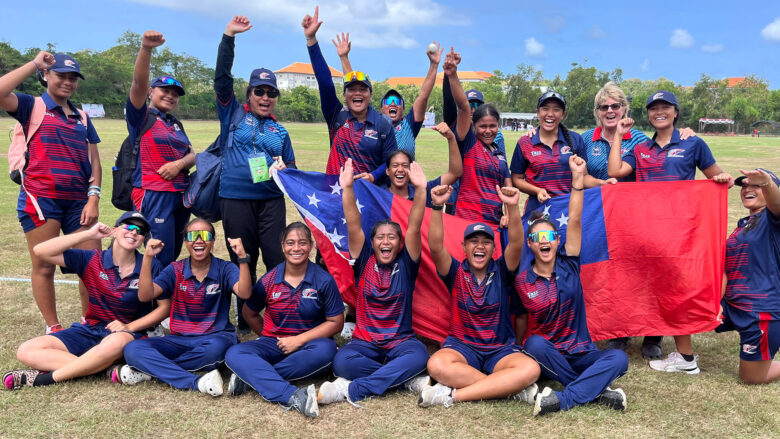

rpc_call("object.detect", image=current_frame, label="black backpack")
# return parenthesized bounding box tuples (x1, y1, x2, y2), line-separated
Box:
(112, 112, 186, 211)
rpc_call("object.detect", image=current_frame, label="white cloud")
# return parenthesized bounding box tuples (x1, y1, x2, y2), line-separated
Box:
(543, 15, 566, 33)
(586, 25, 606, 40)
(126, 0, 466, 49)
(640, 59, 649, 71)
(525, 37, 545, 58)
(701, 43, 724, 53)
(761, 17, 780, 42)
(669, 29, 694, 49)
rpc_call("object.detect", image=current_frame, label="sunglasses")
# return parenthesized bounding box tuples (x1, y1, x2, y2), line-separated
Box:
(344, 71, 370, 83)
(598, 103, 623, 112)
(528, 230, 558, 243)
(120, 223, 148, 235)
(469, 101, 481, 110)
(253, 87, 280, 98)
(185, 230, 214, 242)
(382, 96, 403, 107)
(159, 76, 182, 88)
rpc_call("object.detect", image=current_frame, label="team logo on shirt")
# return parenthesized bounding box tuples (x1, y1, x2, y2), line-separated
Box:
(667, 148, 685, 158)
(592, 146, 602, 156)
(128, 279, 139, 289)
(640, 153, 651, 159)
(205, 284, 221, 295)
(272, 291, 282, 299)
(621, 147, 630, 155)
(302, 288, 318, 299)
(527, 290, 539, 299)
(180, 285, 187, 291)
(99, 272, 109, 281)
(246, 117, 256, 126)
(364, 129, 378, 140)
(531, 151, 541, 157)
(267, 126, 277, 133)
(46, 111, 57, 118)
(742, 344, 758, 355)
(560, 146, 573, 154)
(485, 272, 495, 285)
(391, 263, 400, 277)
(173, 124, 181, 132)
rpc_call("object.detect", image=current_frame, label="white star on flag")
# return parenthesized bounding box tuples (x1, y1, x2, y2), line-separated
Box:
(556, 212, 569, 228)
(327, 228, 345, 246)
(307, 193, 321, 208)
(543, 204, 552, 217)
(330, 182, 342, 195)
(355, 198, 364, 213)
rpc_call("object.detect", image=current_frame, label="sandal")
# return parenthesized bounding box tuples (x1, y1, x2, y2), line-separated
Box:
(3, 369, 39, 390)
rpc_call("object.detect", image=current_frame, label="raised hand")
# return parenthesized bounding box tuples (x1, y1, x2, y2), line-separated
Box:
(302, 6, 323, 39)
(142, 31, 165, 50)
(227, 237, 247, 259)
(408, 162, 427, 189)
(32, 51, 55, 70)
(442, 47, 459, 76)
(616, 117, 634, 138)
(90, 222, 113, 240)
(738, 168, 773, 187)
(431, 122, 454, 140)
(225, 15, 252, 37)
(427, 41, 443, 65)
(332, 32, 351, 57)
(145, 238, 165, 257)
(496, 185, 520, 206)
(569, 154, 587, 176)
(339, 158, 355, 189)
(430, 184, 452, 206)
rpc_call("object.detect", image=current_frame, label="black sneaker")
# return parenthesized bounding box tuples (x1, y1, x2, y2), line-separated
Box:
(533, 387, 561, 416)
(595, 387, 626, 411)
(227, 373, 250, 396)
(605, 337, 629, 351)
(641, 337, 663, 359)
(286, 384, 319, 418)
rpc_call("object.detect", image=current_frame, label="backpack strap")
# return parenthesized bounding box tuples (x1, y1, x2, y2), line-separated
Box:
(25, 97, 47, 142)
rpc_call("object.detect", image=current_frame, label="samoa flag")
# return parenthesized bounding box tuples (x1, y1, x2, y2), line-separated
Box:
(521, 180, 727, 340)
(273, 168, 501, 342)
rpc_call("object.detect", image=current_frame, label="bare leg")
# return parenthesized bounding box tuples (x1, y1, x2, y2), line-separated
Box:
(24, 221, 63, 327)
(52, 332, 134, 382)
(739, 359, 780, 385)
(673, 335, 693, 355)
(17, 335, 76, 371)
(454, 353, 540, 402)
(427, 349, 486, 389)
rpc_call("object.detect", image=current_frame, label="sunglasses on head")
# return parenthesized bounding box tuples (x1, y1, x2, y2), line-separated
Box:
(159, 76, 182, 88)
(253, 87, 280, 98)
(469, 101, 481, 110)
(343, 71, 369, 83)
(598, 103, 623, 112)
(528, 230, 558, 243)
(120, 223, 148, 235)
(382, 96, 403, 107)
(185, 230, 214, 242)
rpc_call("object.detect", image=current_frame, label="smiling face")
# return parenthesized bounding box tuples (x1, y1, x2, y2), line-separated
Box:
(474, 115, 498, 145)
(44, 71, 79, 101)
(115, 221, 147, 251)
(537, 100, 565, 134)
(740, 183, 767, 214)
(184, 220, 215, 263)
(647, 102, 677, 130)
(371, 223, 402, 265)
(149, 86, 180, 113)
(381, 94, 404, 123)
(248, 85, 277, 118)
(462, 233, 495, 272)
(528, 222, 559, 265)
(386, 152, 412, 190)
(282, 228, 312, 267)
(597, 97, 625, 130)
(345, 83, 371, 116)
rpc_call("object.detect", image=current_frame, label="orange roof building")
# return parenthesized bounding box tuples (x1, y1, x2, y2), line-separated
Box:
(275, 62, 343, 90)
(385, 71, 494, 88)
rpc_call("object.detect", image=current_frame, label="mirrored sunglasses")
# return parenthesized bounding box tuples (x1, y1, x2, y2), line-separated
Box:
(185, 230, 214, 242)
(528, 230, 558, 243)
(382, 96, 403, 107)
(344, 71, 369, 82)
(120, 223, 148, 235)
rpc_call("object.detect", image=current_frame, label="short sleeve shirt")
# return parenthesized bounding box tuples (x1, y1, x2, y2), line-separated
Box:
(455, 126, 510, 225)
(393, 108, 423, 155)
(581, 127, 649, 181)
(623, 129, 716, 182)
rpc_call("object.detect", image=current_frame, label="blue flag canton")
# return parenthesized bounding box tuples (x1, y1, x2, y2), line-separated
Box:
(520, 189, 609, 268)
(276, 169, 394, 254)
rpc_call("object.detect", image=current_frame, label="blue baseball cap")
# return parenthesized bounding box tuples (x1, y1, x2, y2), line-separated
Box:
(249, 68, 278, 90)
(464, 222, 495, 240)
(466, 89, 484, 104)
(382, 89, 404, 106)
(343, 71, 372, 91)
(50, 53, 84, 79)
(646, 90, 678, 108)
(150, 76, 185, 96)
(735, 168, 780, 187)
(115, 211, 152, 236)
(538, 90, 566, 110)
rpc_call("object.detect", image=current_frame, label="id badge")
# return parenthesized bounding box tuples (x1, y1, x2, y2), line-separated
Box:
(248, 153, 269, 183)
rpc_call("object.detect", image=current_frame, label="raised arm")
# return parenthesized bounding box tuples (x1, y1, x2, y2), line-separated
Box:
(340, 159, 365, 258)
(565, 155, 586, 257)
(431, 122, 462, 185)
(138, 239, 166, 302)
(443, 49, 471, 141)
(497, 186, 523, 271)
(303, 7, 341, 120)
(405, 162, 428, 261)
(0, 51, 54, 112)
(215, 16, 253, 103)
(412, 42, 442, 122)
(228, 237, 252, 299)
(428, 185, 454, 276)
(607, 118, 636, 179)
(332, 32, 353, 77)
(129, 31, 165, 110)
(33, 222, 112, 267)
(741, 168, 780, 217)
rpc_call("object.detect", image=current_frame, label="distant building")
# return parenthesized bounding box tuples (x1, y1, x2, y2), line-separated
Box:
(275, 62, 343, 90)
(385, 71, 494, 88)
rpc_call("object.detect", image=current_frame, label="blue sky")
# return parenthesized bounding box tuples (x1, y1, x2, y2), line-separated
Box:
(3, 0, 780, 87)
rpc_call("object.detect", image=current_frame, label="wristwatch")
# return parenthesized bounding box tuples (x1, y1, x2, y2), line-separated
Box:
(237, 256, 251, 264)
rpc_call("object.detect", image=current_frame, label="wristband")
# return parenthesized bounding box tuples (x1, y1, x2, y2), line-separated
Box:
(87, 191, 101, 199)
(431, 204, 444, 211)
(31, 60, 42, 71)
(237, 256, 251, 264)
(89, 186, 101, 191)
(758, 181, 772, 187)
(572, 187, 584, 191)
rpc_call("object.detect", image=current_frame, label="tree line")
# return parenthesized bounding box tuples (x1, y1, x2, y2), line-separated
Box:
(2, 32, 779, 133)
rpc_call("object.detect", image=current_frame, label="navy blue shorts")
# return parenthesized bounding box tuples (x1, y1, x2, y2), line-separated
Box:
(17, 190, 87, 234)
(718, 305, 780, 362)
(51, 322, 143, 356)
(441, 336, 521, 374)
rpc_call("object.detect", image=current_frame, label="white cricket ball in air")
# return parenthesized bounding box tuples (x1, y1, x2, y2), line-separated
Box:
(427, 43, 437, 54)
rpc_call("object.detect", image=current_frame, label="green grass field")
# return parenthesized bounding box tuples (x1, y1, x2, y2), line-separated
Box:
(0, 118, 778, 438)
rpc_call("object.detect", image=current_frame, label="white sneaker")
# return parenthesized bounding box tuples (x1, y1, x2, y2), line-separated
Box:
(648, 351, 700, 374)
(146, 324, 165, 338)
(511, 382, 538, 404)
(160, 317, 171, 330)
(418, 383, 453, 408)
(197, 370, 224, 397)
(404, 374, 431, 394)
(317, 377, 351, 405)
(119, 365, 152, 385)
(340, 322, 356, 340)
